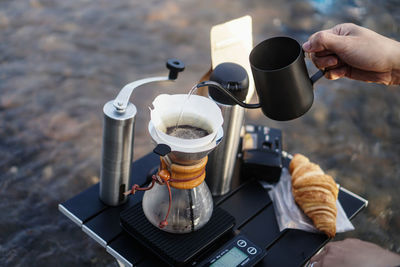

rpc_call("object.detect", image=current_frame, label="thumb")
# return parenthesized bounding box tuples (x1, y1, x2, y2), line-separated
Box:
(303, 31, 346, 53)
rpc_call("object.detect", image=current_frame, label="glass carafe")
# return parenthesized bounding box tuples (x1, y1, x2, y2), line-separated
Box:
(142, 155, 214, 233)
(142, 180, 213, 234)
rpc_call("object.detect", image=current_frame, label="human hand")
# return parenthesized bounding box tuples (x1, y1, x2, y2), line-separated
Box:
(309, 238, 400, 267)
(303, 23, 400, 85)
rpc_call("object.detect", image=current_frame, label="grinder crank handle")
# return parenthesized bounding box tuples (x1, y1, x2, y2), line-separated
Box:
(113, 59, 185, 112)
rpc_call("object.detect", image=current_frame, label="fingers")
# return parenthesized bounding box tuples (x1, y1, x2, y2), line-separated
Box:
(310, 261, 321, 267)
(303, 31, 346, 53)
(315, 50, 335, 57)
(324, 66, 392, 84)
(311, 54, 339, 69)
(343, 67, 392, 85)
(325, 66, 348, 80)
(309, 245, 329, 267)
(331, 23, 358, 36)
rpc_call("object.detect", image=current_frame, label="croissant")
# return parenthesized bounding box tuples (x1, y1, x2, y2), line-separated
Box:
(289, 154, 339, 237)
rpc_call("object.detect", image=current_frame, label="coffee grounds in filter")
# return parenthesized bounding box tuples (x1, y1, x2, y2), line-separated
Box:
(166, 125, 209, 139)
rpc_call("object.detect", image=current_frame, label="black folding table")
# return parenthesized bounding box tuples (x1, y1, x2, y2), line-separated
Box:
(59, 150, 367, 267)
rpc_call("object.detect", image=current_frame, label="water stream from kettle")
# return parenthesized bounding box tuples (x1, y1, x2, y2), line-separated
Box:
(174, 84, 198, 130)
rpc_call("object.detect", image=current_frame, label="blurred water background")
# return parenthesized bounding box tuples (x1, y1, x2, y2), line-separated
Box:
(1, 0, 399, 266)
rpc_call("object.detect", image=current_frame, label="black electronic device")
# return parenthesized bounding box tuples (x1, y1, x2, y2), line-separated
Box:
(195, 234, 266, 266)
(241, 125, 283, 183)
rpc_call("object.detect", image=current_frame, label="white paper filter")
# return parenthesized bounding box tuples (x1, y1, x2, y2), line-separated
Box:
(150, 94, 223, 148)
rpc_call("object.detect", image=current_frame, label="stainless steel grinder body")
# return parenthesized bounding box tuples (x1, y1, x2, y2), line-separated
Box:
(206, 63, 249, 196)
(99, 59, 185, 206)
(100, 101, 136, 206)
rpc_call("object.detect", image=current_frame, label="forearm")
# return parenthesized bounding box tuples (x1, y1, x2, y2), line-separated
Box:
(389, 38, 400, 85)
(392, 69, 400, 85)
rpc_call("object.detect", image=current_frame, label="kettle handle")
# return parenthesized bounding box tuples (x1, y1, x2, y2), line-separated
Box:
(310, 69, 326, 85)
(302, 48, 326, 85)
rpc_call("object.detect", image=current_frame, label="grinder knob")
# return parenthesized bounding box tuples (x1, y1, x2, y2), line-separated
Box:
(166, 59, 185, 80)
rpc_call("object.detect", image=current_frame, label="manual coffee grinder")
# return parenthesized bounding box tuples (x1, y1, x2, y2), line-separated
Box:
(99, 59, 184, 207)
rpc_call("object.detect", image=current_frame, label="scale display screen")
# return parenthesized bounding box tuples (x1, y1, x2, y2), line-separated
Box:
(210, 247, 248, 267)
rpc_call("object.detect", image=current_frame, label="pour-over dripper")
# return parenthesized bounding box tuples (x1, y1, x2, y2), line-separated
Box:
(149, 93, 224, 164)
(150, 94, 223, 149)
(148, 122, 223, 164)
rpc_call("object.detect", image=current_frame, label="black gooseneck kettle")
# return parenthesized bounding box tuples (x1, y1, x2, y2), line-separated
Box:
(197, 36, 325, 121)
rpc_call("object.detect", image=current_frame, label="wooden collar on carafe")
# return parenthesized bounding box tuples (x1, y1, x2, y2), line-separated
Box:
(159, 156, 207, 189)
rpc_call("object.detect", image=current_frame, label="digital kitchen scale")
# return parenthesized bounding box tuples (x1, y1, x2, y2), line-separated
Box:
(120, 202, 238, 266)
(120, 202, 266, 267)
